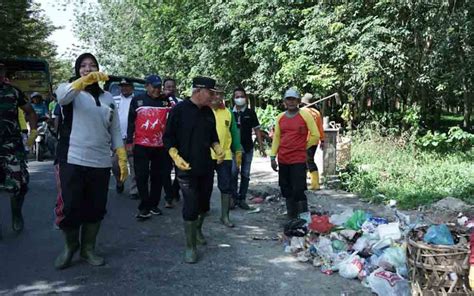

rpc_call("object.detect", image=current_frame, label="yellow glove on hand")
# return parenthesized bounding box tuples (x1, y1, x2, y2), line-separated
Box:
(71, 72, 109, 91)
(469, 265, 474, 290)
(212, 143, 225, 164)
(116, 147, 128, 183)
(26, 129, 37, 147)
(235, 151, 242, 168)
(169, 147, 191, 171)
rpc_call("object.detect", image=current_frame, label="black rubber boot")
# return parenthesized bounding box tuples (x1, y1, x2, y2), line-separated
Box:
(184, 220, 198, 263)
(285, 199, 298, 219)
(220, 194, 235, 228)
(55, 227, 80, 269)
(296, 200, 309, 215)
(80, 222, 105, 266)
(196, 214, 207, 245)
(11, 195, 25, 233)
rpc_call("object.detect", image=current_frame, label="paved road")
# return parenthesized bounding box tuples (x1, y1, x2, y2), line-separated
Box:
(0, 158, 370, 295)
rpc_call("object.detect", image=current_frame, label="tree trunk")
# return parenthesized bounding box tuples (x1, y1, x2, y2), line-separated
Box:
(463, 78, 472, 129)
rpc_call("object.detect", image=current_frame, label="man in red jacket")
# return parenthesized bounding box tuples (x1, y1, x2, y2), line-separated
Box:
(270, 88, 319, 220)
(127, 75, 178, 220)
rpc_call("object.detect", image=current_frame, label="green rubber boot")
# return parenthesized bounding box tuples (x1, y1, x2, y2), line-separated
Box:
(80, 222, 105, 266)
(54, 227, 80, 269)
(11, 195, 25, 233)
(220, 194, 234, 228)
(184, 220, 198, 263)
(196, 214, 207, 245)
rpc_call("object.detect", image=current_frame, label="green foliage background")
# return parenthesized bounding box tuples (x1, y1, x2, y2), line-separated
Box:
(69, 0, 473, 129)
(0, 0, 73, 88)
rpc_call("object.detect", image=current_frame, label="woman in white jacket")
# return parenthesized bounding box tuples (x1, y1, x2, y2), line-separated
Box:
(54, 53, 128, 269)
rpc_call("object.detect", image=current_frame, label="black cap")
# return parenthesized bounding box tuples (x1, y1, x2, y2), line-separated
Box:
(192, 76, 216, 91)
(118, 78, 133, 86)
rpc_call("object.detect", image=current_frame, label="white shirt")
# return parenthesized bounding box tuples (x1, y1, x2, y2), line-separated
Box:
(114, 93, 134, 139)
(56, 83, 122, 168)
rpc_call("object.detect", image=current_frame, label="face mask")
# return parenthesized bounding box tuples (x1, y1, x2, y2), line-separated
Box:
(234, 97, 246, 106)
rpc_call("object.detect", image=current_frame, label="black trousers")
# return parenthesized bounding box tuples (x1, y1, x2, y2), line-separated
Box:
(306, 145, 319, 172)
(177, 171, 214, 221)
(278, 163, 307, 202)
(133, 145, 172, 211)
(55, 163, 110, 229)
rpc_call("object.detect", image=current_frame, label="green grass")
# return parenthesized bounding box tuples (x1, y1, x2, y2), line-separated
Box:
(340, 134, 474, 209)
(440, 113, 464, 130)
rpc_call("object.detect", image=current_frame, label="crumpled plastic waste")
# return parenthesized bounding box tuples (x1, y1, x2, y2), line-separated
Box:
(353, 236, 372, 252)
(345, 210, 371, 230)
(285, 236, 306, 253)
(315, 237, 334, 261)
(367, 268, 409, 296)
(250, 197, 264, 204)
(332, 239, 348, 252)
(329, 209, 353, 226)
(423, 224, 454, 245)
(340, 229, 357, 240)
(297, 250, 311, 262)
(377, 222, 401, 240)
(337, 253, 364, 279)
(309, 215, 334, 233)
(299, 211, 312, 225)
(378, 246, 408, 276)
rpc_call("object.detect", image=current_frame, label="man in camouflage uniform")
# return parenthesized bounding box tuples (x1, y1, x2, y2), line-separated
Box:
(0, 63, 38, 235)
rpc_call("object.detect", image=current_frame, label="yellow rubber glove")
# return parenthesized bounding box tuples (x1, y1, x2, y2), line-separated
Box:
(116, 147, 128, 183)
(212, 143, 225, 164)
(71, 72, 109, 91)
(26, 129, 37, 147)
(469, 265, 474, 290)
(235, 151, 242, 168)
(169, 147, 191, 171)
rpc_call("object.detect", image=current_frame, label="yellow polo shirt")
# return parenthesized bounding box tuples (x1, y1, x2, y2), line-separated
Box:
(211, 107, 241, 160)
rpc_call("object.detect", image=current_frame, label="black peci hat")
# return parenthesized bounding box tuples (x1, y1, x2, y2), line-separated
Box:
(192, 76, 217, 91)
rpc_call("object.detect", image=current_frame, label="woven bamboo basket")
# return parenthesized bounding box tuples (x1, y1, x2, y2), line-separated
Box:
(407, 226, 472, 296)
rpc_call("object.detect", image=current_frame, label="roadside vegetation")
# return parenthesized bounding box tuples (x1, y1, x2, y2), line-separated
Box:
(339, 110, 474, 209)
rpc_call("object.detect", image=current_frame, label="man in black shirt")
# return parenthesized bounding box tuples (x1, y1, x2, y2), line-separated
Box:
(231, 87, 266, 210)
(164, 76, 225, 264)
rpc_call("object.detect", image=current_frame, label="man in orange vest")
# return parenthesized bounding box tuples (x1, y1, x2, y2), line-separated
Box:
(301, 93, 324, 190)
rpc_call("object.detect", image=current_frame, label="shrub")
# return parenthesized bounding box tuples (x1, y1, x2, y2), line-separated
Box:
(255, 105, 280, 131)
(416, 126, 474, 152)
(339, 130, 474, 209)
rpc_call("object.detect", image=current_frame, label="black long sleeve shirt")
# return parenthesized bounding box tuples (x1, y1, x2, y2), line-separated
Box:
(164, 99, 218, 175)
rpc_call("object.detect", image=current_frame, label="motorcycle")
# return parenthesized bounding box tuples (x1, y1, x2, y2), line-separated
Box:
(35, 118, 57, 161)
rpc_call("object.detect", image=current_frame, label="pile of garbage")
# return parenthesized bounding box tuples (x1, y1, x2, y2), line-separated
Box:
(281, 206, 473, 296)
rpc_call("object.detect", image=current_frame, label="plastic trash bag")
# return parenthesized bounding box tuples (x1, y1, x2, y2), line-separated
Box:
(377, 222, 401, 240)
(345, 210, 371, 230)
(379, 246, 408, 276)
(284, 218, 308, 237)
(329, 209, 353, 226)
(353, 236, 371, 252)
(423, 224, 454, 245)
(337, 253, 364, 279)
(315, 237, 334, 261)
(309, 215, 334, 233)
(367, 268, 409, 296)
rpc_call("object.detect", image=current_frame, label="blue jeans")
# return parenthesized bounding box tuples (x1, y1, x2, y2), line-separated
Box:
(231, 149, 253, 200)
(215, 160, 233, 195)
